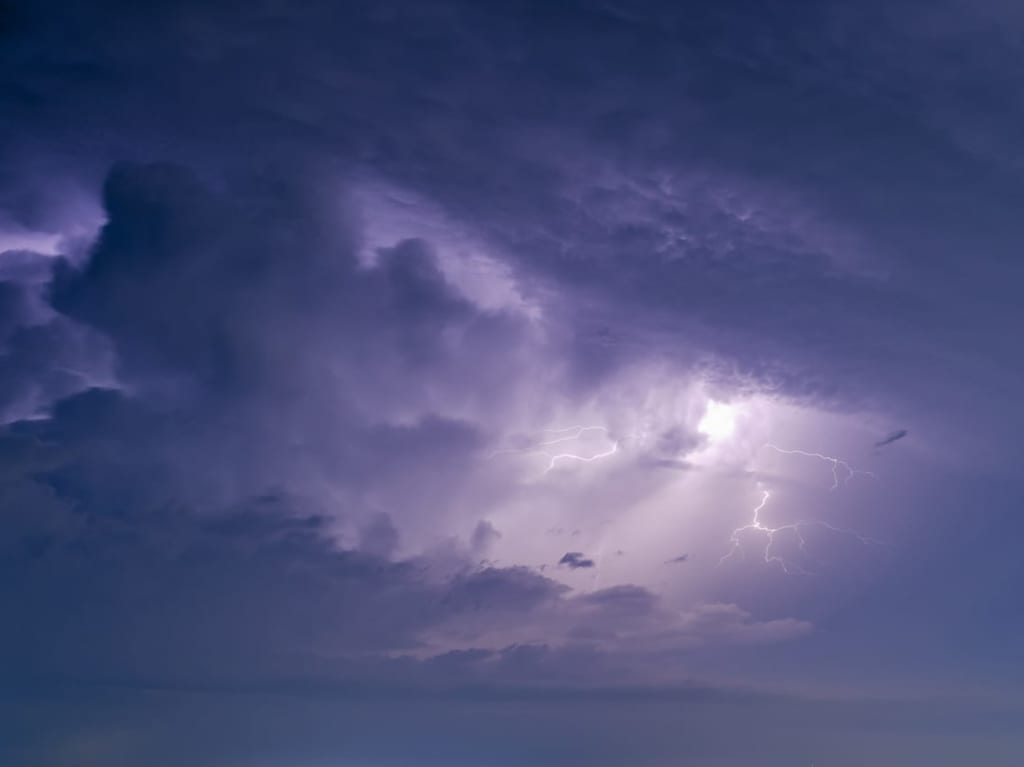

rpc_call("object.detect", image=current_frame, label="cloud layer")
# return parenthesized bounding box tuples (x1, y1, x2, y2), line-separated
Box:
(5, 0, 1024, 764)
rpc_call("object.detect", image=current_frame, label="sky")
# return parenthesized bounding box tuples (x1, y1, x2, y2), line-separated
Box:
(2, 1, 1024, 765)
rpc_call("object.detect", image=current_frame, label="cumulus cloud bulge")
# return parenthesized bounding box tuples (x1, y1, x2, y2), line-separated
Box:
(2, 1, 1024, 764)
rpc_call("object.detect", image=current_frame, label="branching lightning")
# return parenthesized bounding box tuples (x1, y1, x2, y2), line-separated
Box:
(719, 444, 882, 574)
(491, 421, 878, 572)
(488, 425, 619, 475)
(763, 443, 876, 490)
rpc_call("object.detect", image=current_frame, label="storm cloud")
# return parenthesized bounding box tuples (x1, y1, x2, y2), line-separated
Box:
(4, 0, 1024, 764)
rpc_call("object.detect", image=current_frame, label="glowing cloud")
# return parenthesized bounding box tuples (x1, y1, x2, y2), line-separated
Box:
(698, 400, 738, 442)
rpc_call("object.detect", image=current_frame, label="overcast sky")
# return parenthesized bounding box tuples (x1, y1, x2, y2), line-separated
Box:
(3, 1, 1024, 765)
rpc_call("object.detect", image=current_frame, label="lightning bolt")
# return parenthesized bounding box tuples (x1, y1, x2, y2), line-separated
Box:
(719, 444, 882, 574)
(763, 443, 876, 490)
(488, 425, 620, 475)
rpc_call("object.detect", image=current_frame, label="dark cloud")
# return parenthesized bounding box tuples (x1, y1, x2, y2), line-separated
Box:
(559, 552, 595, 569)
(442, 566, 565, 616)
(0, 446, 570, 688)
(579, 585, 658, 615)
(0, 251, 113, 423)
(470, 519, 501, 554)
(6, 162, 545, 534)
(665, 554, 689, 564)
(874, 429, 908, 448)
(359, 511, 400, 558)
(0, 160, 604, 692)
(1, 0, 1021, 435)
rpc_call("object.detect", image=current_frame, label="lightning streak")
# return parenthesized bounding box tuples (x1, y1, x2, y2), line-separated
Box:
(720, 444, 882, 574)
(719, 488, 809, 574)
(487, 425, 620, 475)
(763, 443, 876, 490)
